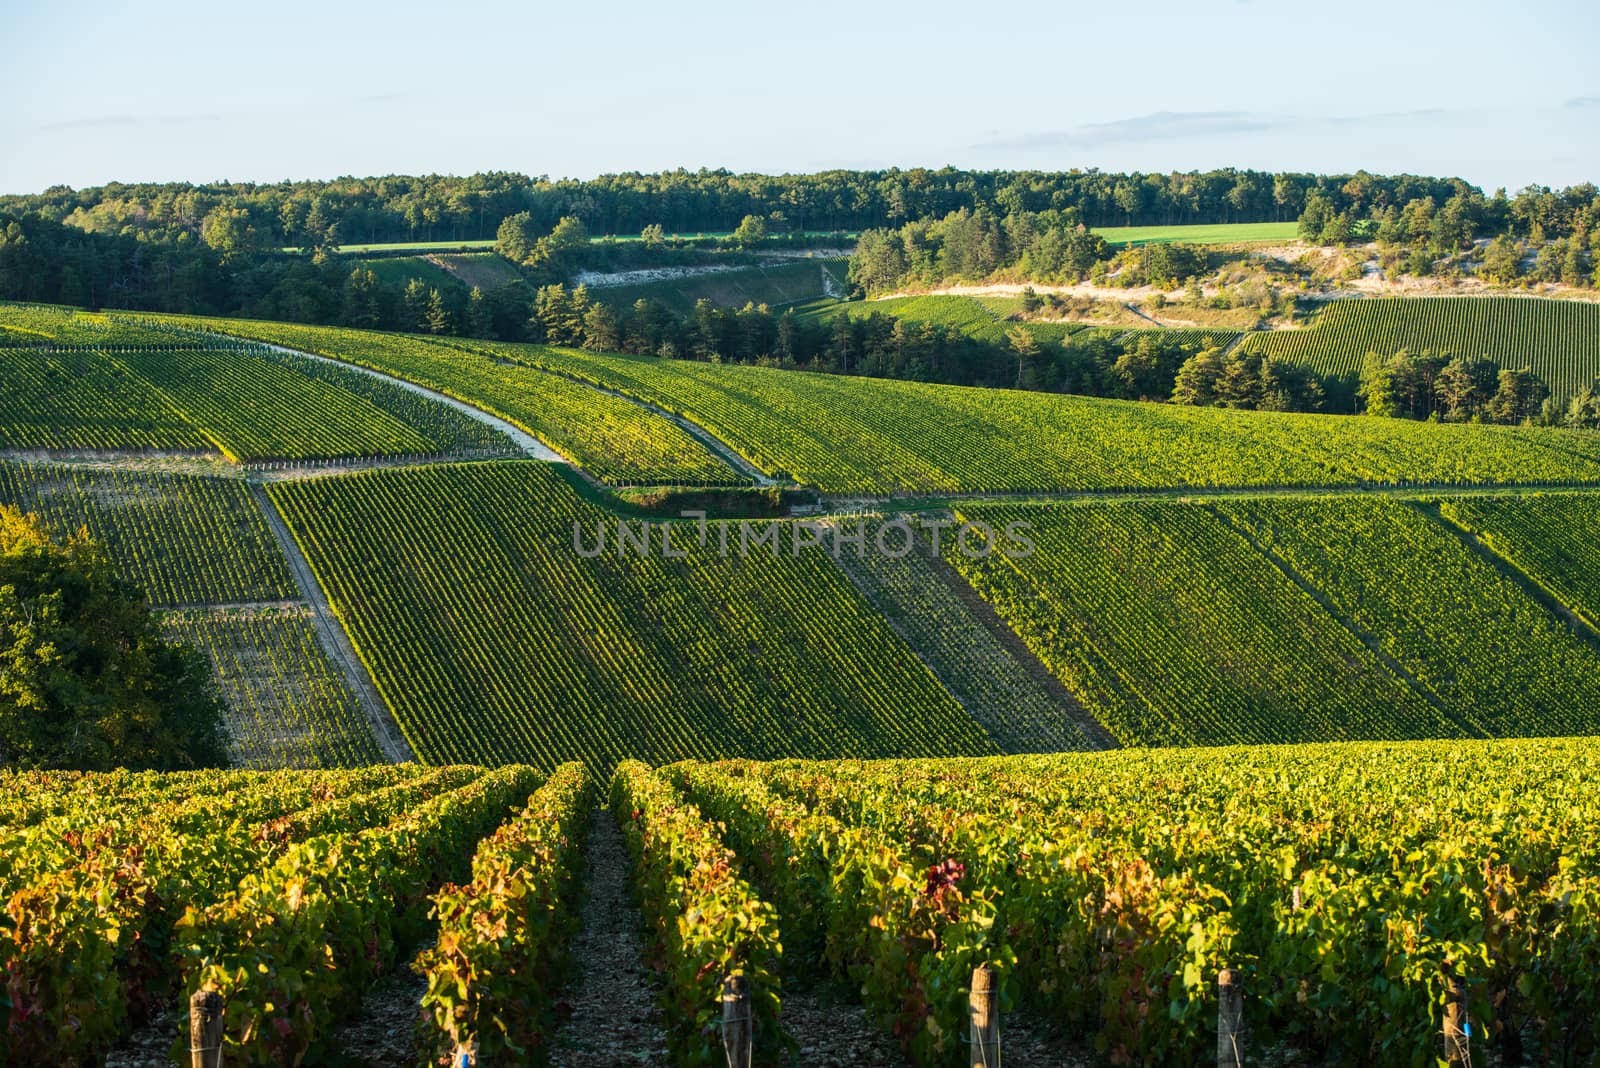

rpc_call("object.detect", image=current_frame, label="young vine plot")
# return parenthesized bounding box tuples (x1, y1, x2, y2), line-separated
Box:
(945, 499, 1444, 746)
(0, 460, 292, 606)
(268, 461, 997, 772)
(1239, 296, 1600, 400)
(831, 517, 1107, 752)
(666, 739, 1600, 1066)
(1215, 497, 1600, 736)
(485, 340, 1600, 493)
(1438, 493, 1600, 630)
(145, 314, 738, 484)
(163, 606, 381, 768)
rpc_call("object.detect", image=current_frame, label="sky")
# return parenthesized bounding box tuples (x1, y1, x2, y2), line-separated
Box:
(3, 0, 1597, 195)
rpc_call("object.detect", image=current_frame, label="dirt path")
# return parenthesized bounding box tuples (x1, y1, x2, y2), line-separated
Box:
(250, 483, 416, 764)
(551, 810, 669, 1067)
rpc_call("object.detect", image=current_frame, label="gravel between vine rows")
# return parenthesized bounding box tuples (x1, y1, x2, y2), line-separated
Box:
(551, 808, 670, 1067)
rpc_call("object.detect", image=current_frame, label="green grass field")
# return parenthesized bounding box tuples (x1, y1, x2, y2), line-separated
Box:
(359, 254, 469, 292)
(1093, 221, 1301, 246)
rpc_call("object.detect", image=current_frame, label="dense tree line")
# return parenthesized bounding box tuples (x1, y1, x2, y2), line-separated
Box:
(1357, 350, 1565, 426)
(0, 507, 228, 771)
(1299, 183, 1600, 286)
(521, 283, 1329, 411)
(0, 168, 1512, 251)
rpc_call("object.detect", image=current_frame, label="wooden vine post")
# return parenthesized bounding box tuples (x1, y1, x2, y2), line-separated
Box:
(722, 973, 752, 1068)
(1217, 968, 1245, 1068)
(189, 988, 224, 1068)
(969, 964, 1000, 1068)
(1443, 969, 1470, 1066)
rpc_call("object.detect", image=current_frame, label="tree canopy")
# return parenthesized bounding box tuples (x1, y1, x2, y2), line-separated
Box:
(0, 507, 228, 771)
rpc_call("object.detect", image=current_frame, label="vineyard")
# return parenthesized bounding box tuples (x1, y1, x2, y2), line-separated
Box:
(0, 761, 595, 1066)
(163, 606, 381, 768)
(1438, 493, 1600, 629)
(5, 745, 1599, 1065)
(945, 499, 1444, 746)
(0, 347, 213, 453)
(0, 304, 527, 464)
(942, 497, 1600, 747)
(1239, 296, 1600, 401)
(268, 461, 996, 772)
(831, 517, 1109, 753)
(0, 461, 292, 606)
(150, 314, 740, 484)
(473, 339, 1600, 493)
(662, 740, 1600, 1065)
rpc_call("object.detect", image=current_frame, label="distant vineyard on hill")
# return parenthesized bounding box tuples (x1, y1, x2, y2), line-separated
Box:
(1240, 297, 1600, 400)
(158, 315, 740, 484)
(486, 340, 1600, 493)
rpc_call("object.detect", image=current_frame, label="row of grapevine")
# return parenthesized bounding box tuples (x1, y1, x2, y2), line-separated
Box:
(0, 460, 293, 606)
(177, 765, 539, 1065)
(0, 763, 453, 1064)
(1239, 296, 1600, 399)
(666, 759, 1007, 1066)
(485, 337, 1600, 493)
(143, 313, 741, 484)
(268, 461, 995, 772)
(0, 302, 190, 346)
(1216, 497, 1600, 735)
(163, 605, 381, 768)
(0, 348, 210, 452)
(113, 345, 439, 462)
(674, 741, 1600, 1066)
(416, 762, 592, 1063)
(1, 303, 531, 463)
(612, 762, 783, 1065)
(946, 499, 1447, 746)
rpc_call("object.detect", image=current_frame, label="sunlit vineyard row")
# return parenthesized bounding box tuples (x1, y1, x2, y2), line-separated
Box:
(665, 739, 1600, 1065)
(0, 763, 581, 1066)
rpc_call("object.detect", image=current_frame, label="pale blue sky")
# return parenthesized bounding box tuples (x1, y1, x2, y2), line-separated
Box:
(4, 0, 1596, 195)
